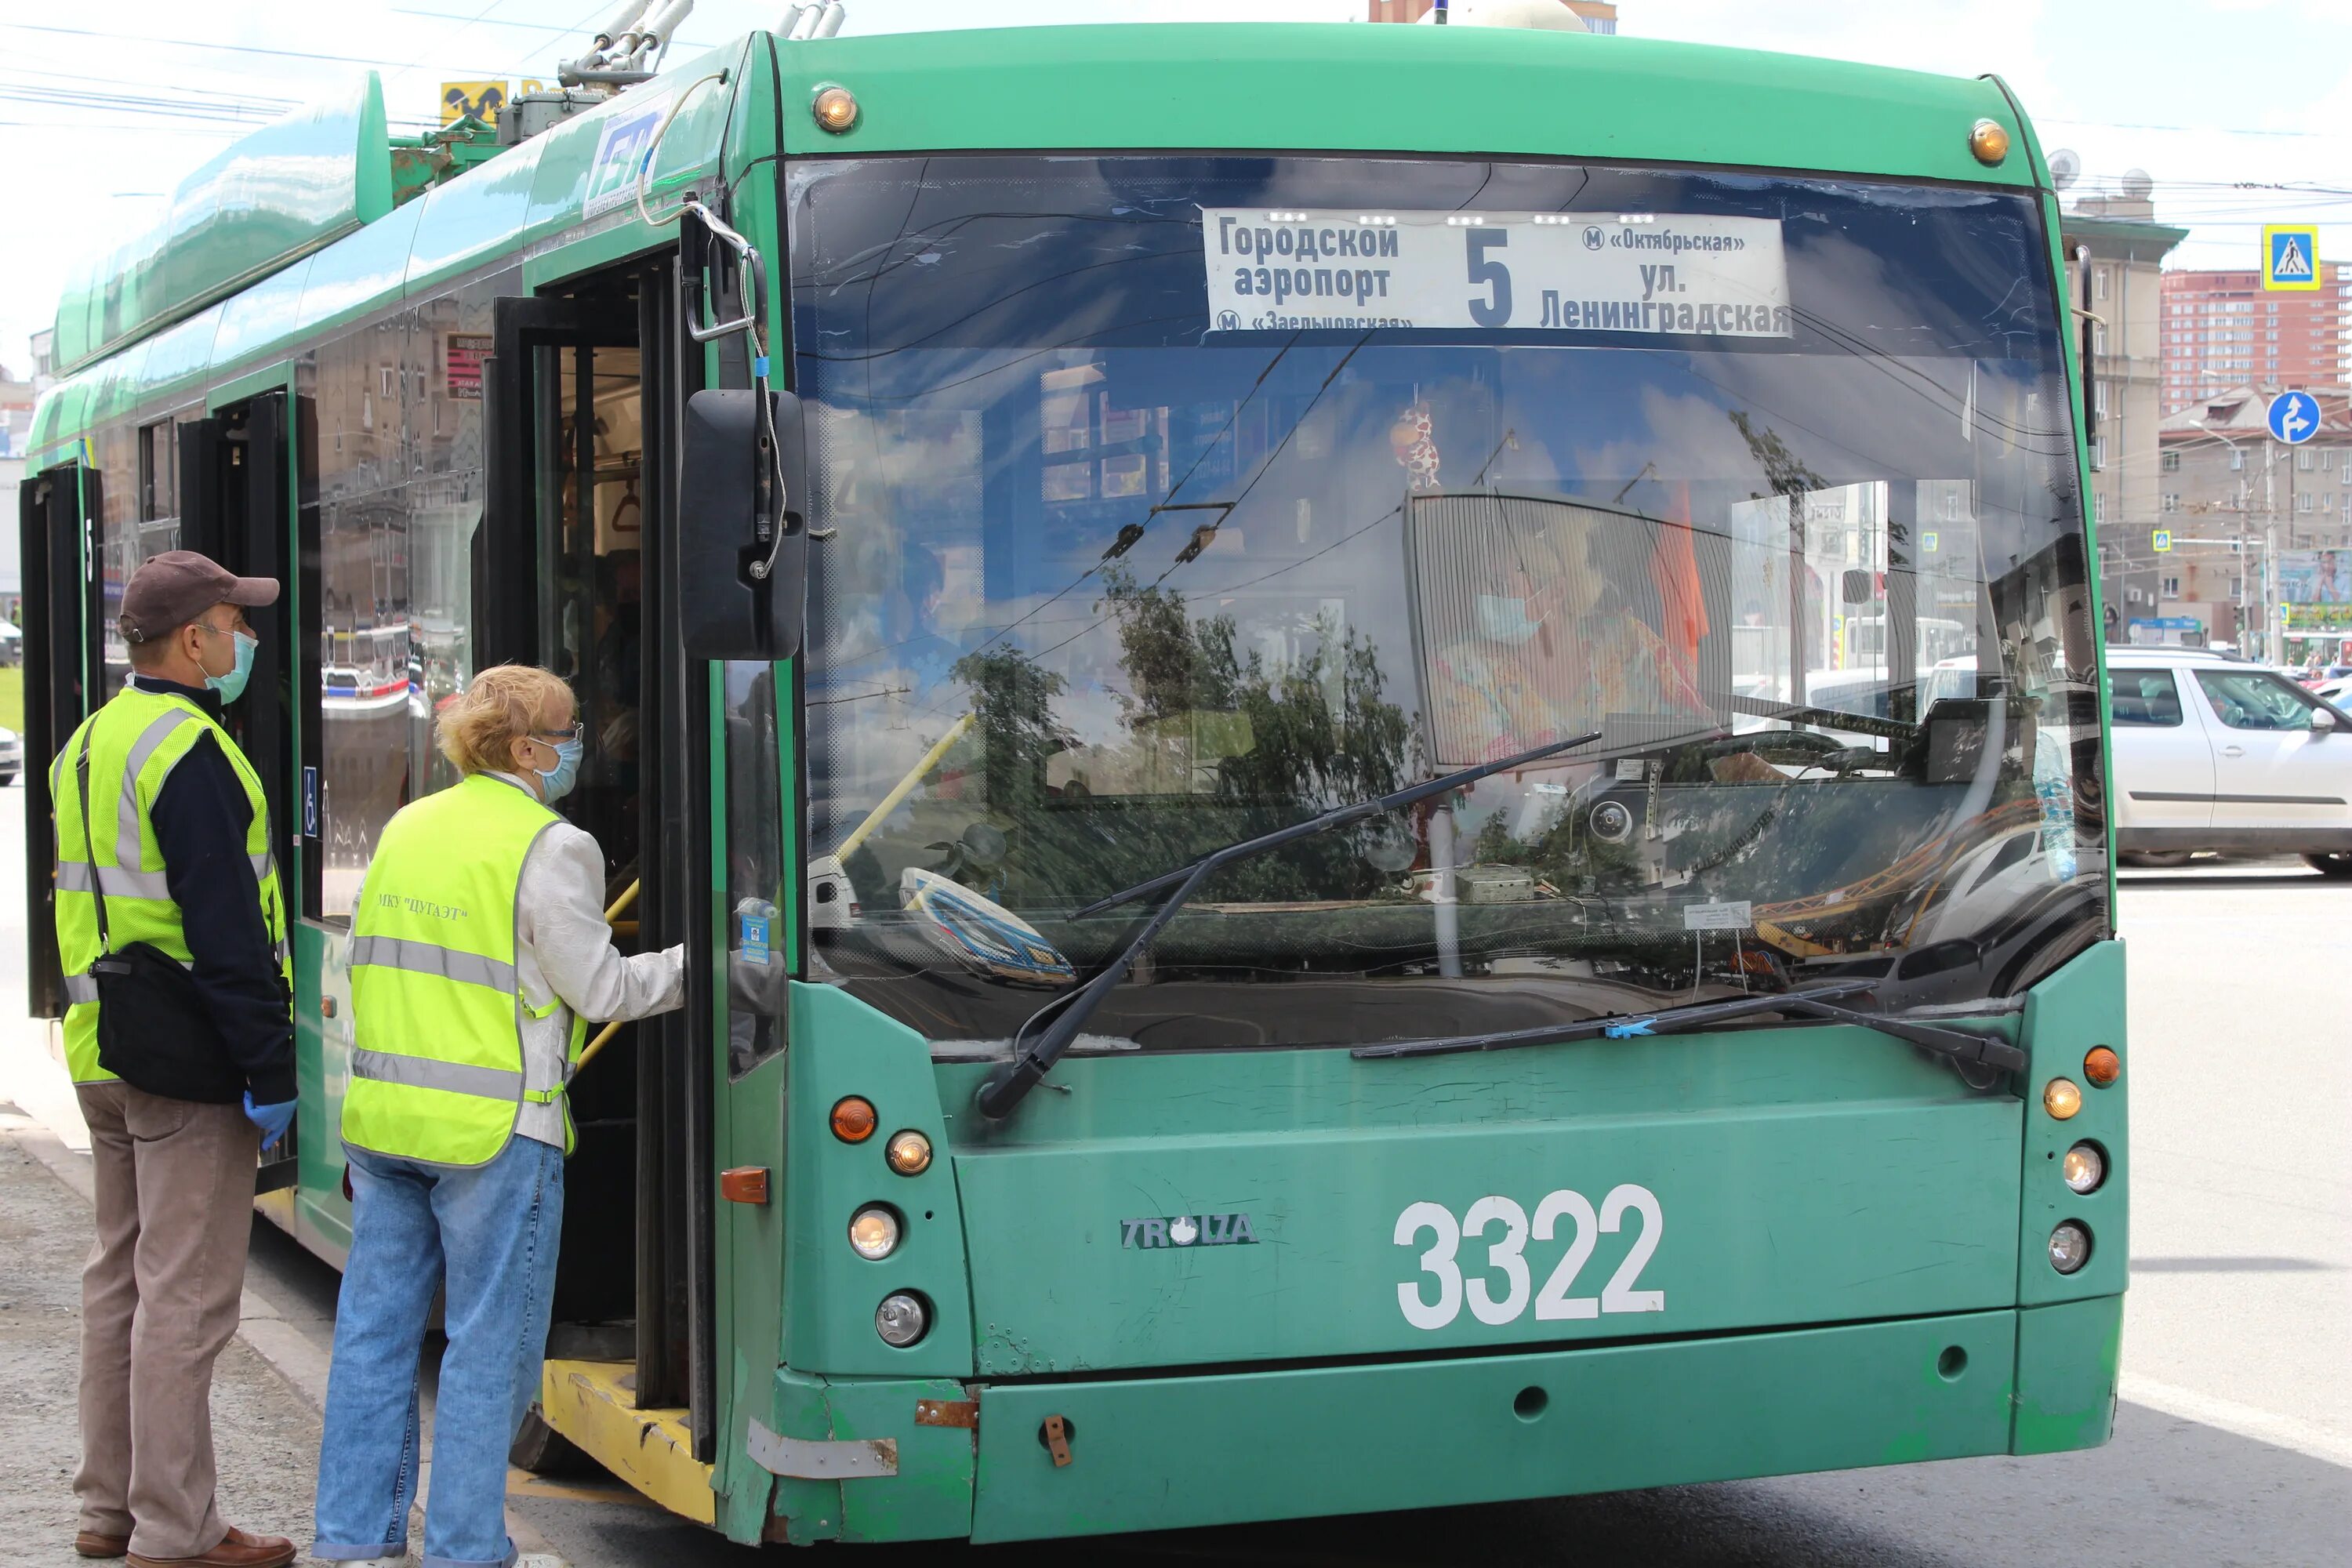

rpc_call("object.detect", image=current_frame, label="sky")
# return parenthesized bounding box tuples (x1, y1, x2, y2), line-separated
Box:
(5, 0, 2351, 377)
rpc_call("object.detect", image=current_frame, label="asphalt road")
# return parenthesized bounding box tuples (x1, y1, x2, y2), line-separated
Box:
(2, 777, 2345, 1565)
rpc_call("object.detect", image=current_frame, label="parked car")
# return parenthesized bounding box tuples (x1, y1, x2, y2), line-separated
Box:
(0, 726, 20, 786)
(2108, 648, 2352, 877)
(0, 621, 20, 667)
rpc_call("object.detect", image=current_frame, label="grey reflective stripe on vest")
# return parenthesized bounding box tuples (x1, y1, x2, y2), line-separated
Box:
(115, 709, 200, 870)
(348, 935, 518, 994)
(350, 1047, 522, 1102)
(64, 972, 99, 1004)
(55, 859, 175, 901)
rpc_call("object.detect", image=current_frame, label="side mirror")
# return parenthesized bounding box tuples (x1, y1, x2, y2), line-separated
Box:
(679, 388, 809, 660)
(1841, 568, 1872, 605)
(2313, 706, 2339, 735)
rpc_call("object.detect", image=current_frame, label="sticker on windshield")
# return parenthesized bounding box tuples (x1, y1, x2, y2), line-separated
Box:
(1682, 900, 1753, 931)
(1201, 209, 1791, 336)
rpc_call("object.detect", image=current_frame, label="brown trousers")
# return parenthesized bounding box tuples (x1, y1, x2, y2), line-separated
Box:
(74, 1081, 260, 1559)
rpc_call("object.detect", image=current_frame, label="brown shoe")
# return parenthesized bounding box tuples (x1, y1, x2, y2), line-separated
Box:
(125, 1526, 296, 1568)
(73, 1531, 130, 1559)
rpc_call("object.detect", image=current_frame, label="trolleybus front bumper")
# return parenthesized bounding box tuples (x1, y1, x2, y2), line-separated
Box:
(729, 1293, 2118, 1544)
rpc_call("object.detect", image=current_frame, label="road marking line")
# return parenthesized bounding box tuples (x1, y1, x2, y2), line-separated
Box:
(2120, 1375, 2352, 1468)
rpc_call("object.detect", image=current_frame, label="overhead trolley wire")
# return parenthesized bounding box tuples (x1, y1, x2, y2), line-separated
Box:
(0, 21, 507, 74)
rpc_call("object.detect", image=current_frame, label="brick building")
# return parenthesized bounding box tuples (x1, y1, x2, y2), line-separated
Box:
(2160, 266, 2352, 415)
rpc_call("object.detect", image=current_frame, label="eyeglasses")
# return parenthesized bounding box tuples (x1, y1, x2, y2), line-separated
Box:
(532, 720, 584, 745)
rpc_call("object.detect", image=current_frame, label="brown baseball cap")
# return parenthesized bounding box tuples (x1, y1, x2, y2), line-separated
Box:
(119, 550, 280, 644)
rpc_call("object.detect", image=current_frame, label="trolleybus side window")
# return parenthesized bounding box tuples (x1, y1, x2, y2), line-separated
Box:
(307, 284, 499, 921)
(722, 660, 786, 1077)
(94, 417, 180, 701)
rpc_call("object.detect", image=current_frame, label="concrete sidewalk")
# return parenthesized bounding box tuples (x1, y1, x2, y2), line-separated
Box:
(0, 1098, 324, 1566)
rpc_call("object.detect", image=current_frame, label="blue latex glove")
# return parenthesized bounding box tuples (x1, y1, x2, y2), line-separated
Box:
(243, 1092, 296, 1152)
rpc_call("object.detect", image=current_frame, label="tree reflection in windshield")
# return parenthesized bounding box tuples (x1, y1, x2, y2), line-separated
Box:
(791, 154, 2108, 1054)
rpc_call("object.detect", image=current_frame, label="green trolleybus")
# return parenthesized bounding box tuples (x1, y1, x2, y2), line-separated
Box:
(19, 11, 2128, 1547)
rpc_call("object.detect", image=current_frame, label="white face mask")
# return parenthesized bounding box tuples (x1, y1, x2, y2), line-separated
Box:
(1476, 594, 1542, 645)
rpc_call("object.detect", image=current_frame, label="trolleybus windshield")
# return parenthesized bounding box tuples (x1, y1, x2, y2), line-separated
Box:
(791, 153, 2106, 1058)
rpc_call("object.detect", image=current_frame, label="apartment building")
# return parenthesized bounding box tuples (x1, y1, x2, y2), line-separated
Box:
(2161, 266, 2352, 413)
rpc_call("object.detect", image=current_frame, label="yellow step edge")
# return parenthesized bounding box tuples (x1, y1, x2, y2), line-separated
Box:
(539, 1358, 715, 1525)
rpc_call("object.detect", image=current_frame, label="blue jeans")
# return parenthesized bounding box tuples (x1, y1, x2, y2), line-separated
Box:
(312, 1136, 564, 1568)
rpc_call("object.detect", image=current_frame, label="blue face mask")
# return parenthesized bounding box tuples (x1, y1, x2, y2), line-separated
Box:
(532, 732, 585, 803)
(198, 626, 259, 704)
(1475, 594, 1541, 645)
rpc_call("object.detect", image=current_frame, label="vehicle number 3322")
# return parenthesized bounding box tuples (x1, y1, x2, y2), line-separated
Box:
(1392, 1186, 1664, 1330)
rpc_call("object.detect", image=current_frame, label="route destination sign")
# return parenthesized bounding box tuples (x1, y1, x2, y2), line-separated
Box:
(1202, 209, 1791, 336)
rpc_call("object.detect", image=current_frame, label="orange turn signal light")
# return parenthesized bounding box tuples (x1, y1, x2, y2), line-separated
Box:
(720, 1166, 770, 1205)
(812, 84, 859, 134)
(830, 1096, 877, 1143)
(2083, 1047, 2121, 1087)
(1969, 118, 2011, 166)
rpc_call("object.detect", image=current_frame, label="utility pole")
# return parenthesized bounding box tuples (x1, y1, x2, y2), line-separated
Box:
(2265, 437, 2282, 665)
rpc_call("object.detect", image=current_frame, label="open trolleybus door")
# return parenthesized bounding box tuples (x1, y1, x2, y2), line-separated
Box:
(18, 461, 101, 1020)
(482, 269, 717, 1452)
(178, 393, 299, 1190)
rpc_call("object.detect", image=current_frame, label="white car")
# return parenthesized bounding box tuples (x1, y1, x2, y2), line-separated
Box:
(0, 726, 19, 786)
(2107, 648, 2352, 877)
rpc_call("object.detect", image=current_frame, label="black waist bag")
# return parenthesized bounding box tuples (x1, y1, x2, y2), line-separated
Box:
(76, 728, 245, 1105)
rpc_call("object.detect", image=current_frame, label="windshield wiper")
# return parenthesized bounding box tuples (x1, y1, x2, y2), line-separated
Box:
(1353, 980, 2026, 1082)
(972, 729, 1603, 1120)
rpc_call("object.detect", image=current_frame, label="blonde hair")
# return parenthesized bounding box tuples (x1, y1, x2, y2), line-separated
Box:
(436, 665, 575, 777)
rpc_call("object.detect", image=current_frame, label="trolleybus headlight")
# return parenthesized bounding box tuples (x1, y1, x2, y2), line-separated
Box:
(2083, 1047, 2121, 1087)
(2062, 1142, 2106, 1195)
(2042, 1077, 2082, 1120)
(1969, 118, 2011, 165)
(831, 1096, 877, 1143)
(2048, 1220, 2092, 1274)
(848, 1205, 901, 1261)
(885, 1130, 933, 1176)
(876, 1291, 929, 1347)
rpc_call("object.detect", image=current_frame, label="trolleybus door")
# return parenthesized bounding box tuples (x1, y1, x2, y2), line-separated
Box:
(176, 393, 300, 1187)
(483, 272, 719, 1448)
(16, 462, 100, 1019)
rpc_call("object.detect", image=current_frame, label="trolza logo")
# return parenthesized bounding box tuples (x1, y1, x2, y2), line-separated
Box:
(1122, 1213, 1257, 1249)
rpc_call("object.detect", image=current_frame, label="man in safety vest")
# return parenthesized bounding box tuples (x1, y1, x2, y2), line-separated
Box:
(51, 550, 298, 1568)
(312, 664, 683, 1568)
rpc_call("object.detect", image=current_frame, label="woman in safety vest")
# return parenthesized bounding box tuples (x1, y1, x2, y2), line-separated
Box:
(311, 665, 684, 1568)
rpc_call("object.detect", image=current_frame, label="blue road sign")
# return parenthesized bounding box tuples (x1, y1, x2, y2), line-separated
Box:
(2267, 390, 2321, 445)
(2263, 224, 2321, 291)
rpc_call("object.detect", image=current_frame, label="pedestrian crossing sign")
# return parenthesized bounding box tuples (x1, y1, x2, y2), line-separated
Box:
(2264, 224, 2321, 291)
(2153, 529, 2172, 553)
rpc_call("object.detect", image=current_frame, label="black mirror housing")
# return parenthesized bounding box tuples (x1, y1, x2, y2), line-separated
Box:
(1842, 568, 1873, 604)
(679, 388, 808, 659)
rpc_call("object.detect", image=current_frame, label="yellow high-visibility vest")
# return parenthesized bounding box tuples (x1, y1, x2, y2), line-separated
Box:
(51, 686, 290, 1084)
(343, 773, 586, 1166)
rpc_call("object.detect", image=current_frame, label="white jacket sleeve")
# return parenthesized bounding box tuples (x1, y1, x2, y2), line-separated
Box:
(514, 824, 686, 1023)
